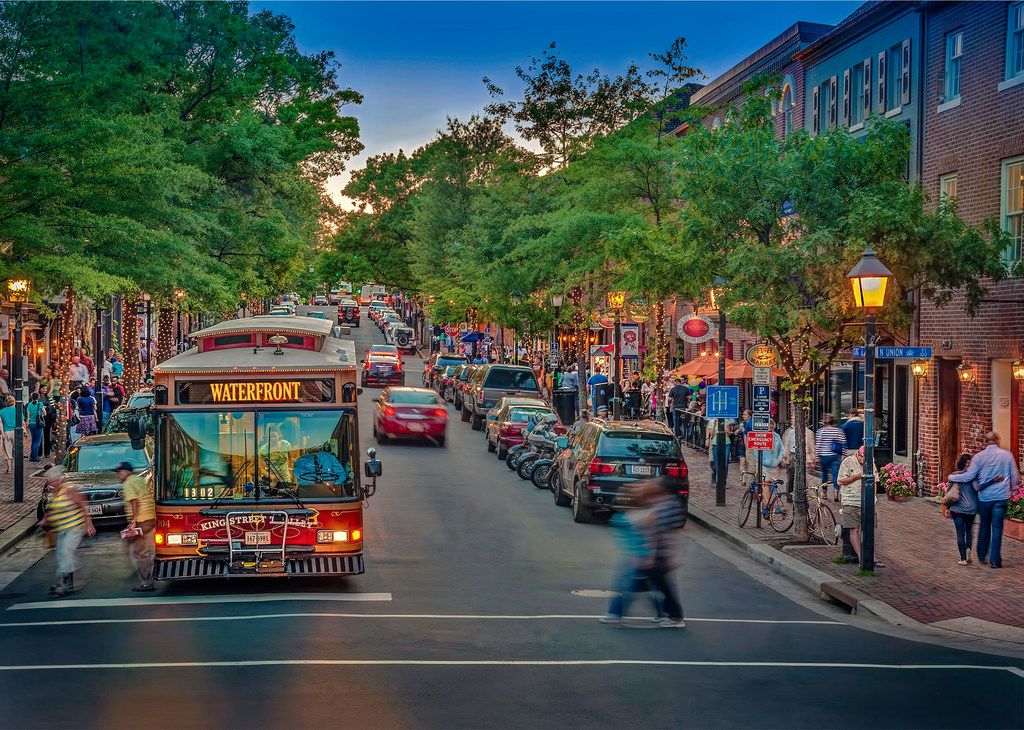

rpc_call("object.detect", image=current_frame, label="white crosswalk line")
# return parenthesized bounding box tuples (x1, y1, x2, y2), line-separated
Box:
(5, 592, 393, 611)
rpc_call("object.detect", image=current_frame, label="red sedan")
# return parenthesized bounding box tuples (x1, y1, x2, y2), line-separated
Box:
(373, 387, 448, 446)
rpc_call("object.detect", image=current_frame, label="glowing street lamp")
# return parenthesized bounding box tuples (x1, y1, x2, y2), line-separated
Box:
(5, 278, 30, 502)
(1012, 360, 1024, 382)
(910, 359, 929, 378)
(847, 247, 894, 572)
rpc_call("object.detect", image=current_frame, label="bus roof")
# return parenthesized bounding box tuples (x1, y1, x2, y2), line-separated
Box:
(156, 316, 356, 375)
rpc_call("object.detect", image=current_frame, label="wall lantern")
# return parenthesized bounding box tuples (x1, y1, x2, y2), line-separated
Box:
(910, 359, 929, 378)
(956, 362, 976, 385)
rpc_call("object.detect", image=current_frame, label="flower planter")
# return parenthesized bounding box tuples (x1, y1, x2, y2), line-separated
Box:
(886, 493, 913, 503)
(1004, 518, 1024, 542)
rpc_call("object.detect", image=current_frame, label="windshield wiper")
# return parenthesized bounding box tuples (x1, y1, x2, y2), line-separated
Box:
(208, 458, 252, 510)
(261, 454, 307, 511)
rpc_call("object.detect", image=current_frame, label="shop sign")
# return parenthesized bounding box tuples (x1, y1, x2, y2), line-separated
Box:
(175, 379, 335, 405)
(676, 314, 716, 343)
(745, 344, 780, 368)
(620, 324, 640, 359)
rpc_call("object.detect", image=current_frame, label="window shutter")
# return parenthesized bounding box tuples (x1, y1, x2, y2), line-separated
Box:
(843, 69, 851, 126)
(863, 57, 872, 119)
(877, 51, 887, 112)
(901, 38, 911, 106)
(829, 75, 838, 127)
(812, 85, 820, 133)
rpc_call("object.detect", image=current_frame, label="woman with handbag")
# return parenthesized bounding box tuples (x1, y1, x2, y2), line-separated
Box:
(942, 454, 977, 566)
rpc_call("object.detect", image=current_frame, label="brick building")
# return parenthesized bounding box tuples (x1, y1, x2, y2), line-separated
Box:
(916, 0, 1024, 487)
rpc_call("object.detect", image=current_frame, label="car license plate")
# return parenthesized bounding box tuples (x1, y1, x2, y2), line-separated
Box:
(244, 531, 271, 545)
(408, 423, 424, 432)
(629, 465, 654, 476)
(87, 504, 102, 516)
(378, 366, 392, 374)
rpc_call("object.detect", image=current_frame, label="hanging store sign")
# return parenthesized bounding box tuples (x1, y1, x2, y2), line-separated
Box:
(676, 314, 716, 343)
(745, 344, 780, 368)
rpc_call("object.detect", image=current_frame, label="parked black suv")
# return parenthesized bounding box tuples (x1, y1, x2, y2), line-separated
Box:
(551, 420, 689, 524)
(463, 364, 540, 431)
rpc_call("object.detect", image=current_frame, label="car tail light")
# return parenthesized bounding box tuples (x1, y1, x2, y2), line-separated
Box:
(382, 404, 396, 416)
(588, 459, 616, 475)
(665, 463, 688, 478)
(433, 408, 448, 418)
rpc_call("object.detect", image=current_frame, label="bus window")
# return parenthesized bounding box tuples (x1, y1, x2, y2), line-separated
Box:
(257, 411, 357, 500)
(163, 412, 255, 501)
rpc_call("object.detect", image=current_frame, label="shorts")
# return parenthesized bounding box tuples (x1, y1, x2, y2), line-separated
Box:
(840, 505, 877, 529)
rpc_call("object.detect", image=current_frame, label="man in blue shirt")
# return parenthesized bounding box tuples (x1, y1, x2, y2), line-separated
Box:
(587, 368, 608, 411)
(841, 409, 865, 451)
(946, 432, 1020, 568)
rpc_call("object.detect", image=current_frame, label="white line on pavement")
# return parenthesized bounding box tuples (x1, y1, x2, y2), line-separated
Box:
(5, 593, 393, 611)
(0, 613, 841, 628)
(0, 659, 1020, 677)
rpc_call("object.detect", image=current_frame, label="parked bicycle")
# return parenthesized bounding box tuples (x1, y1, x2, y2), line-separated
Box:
(737, 476, 792, 532)
(806, 484, 839, 545)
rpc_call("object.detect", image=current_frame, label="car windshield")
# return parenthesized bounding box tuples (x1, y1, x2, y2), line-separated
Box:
(104, 408, 154, 436)
(390, 391, 440, 405)
(161, 410, 357, 502)
(370, 346, 398, 354)
(509, 408, 551, 422)
(485, 369, 538, 390)
(65, 441, 150, 473)
(599, 432, 679, 458)
(128, 392, 155, 407)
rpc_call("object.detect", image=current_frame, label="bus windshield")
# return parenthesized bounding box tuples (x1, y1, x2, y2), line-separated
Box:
(161, 409, 357, 502)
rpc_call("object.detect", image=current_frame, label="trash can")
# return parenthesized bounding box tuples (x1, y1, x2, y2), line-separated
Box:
(623, 389, 641, 419)
(552, 388, 577, 426)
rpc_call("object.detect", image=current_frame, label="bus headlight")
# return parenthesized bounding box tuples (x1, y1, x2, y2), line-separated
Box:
(166, 533, 198, 546)
(317, 530, 350, 543)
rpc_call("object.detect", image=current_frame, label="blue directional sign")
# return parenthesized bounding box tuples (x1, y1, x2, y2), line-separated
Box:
(851, 346, 933, 359)
(706, 385, 740, 420)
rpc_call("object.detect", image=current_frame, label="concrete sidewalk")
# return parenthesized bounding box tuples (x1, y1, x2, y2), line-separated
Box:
(682, 444, 1024, 645)
(0, 437, 48, 548)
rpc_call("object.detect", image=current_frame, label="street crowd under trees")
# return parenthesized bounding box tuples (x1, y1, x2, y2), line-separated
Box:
(323, 38, 1011, 540)
(0, 1, 362, 386)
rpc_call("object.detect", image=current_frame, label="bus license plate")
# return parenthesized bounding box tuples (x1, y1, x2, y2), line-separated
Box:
(629, 465, 653, 476)
(244, 532, 271, 546)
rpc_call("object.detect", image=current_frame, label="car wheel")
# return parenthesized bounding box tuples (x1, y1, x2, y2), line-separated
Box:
(436, 435, 446, 447)
(553, 472, 571, 506)
(572, 482, 595, 524)
(497, 445, 508, 460)
(470, 411, 483, 431)
(461, 405, 470, 422)
(486, 438, 496, 453)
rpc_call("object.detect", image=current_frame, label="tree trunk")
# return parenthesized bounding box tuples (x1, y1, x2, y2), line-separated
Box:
(121, 293, 143, 394)
(792, 387, 810, 541)
(157, 305, 175, 363)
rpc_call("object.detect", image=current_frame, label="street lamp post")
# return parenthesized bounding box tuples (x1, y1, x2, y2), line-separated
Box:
(550, 293, 564, 366)
(607, 291, 627, 419)
(7, 279, 30, 502)
(711, 277, 727, 507)
(910, 359, 929, 495)
(847, 247, 893, 572)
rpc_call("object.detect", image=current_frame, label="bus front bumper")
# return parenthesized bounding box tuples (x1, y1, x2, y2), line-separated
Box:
(155, 553, 364, 580)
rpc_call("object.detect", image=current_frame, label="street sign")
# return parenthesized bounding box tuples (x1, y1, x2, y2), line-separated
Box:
(753, 366, 772, 385)
(752, 414, 772, 432)
(746, 431, 776, 451)
(444, 324, 459, 337)
(752, 384, 770, 412)
(851, 346, 933, 359)
(706, 385, 739, 419)
(745, 344, 780, 368)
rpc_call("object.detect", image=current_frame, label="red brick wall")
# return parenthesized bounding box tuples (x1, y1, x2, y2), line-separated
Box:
(918, 0, 1024, 490)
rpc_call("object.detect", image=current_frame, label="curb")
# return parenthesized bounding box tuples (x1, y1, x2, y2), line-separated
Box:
(0, 512, 39, 560)
(688, 504, 895, 614)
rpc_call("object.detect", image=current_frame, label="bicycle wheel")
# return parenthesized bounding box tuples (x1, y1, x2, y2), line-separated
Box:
(816, 503, 838, 545)
(737, 489, 753, 528)
(768, 492, 794, 532)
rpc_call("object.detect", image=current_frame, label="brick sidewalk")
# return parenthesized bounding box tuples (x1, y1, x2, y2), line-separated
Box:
(683, 444, 1024, 630)
(0, 438, 48, 535)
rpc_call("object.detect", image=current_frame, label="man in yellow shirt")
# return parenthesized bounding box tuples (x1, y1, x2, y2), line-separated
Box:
(116, 461, 156, 591)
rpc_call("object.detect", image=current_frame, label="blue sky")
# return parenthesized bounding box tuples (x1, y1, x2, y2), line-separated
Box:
(254, 1, 861, 201)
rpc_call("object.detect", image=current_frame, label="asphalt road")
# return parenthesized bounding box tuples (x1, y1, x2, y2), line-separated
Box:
(0, 307, 1021, 729)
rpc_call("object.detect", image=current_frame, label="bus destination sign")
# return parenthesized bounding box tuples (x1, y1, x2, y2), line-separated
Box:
(175, 379, 335, 405)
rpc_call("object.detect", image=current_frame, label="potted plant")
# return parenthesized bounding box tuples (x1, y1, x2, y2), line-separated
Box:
(878, 462, 915, 502)
(1005, 487, 1024, 541)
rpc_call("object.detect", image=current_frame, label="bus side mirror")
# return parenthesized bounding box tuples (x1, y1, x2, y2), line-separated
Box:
(127, 417, 147, 451)
(556, 437, 569, 449)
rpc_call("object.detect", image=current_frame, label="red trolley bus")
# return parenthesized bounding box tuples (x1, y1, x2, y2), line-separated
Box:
(145, 315, 381, 580)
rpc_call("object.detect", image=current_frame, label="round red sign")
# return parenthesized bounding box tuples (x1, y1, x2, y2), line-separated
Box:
(676, 314, 716, 344)
(681, 317, 710, 338)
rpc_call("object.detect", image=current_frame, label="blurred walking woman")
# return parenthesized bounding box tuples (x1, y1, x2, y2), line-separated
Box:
(39, 466, 95, 596)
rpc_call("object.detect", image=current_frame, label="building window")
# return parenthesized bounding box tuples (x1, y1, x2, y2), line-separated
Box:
(1004, 156, 1024, 265)
(944, 30, 962, 101)
(852, 64, 865, 125)
(819, 81, 831, 130)
(781, 84, 794, 137)
(1009, 2, 1024, 80)
(887, 43, 903, 109)
(940, 172, 958, 202)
